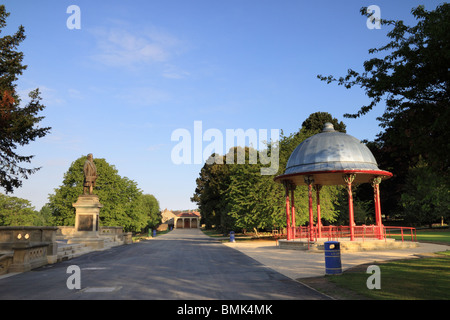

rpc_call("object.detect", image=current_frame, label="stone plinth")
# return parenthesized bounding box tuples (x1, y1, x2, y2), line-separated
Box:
(123, 232, 133, 245)
(68, 195, 105, 250)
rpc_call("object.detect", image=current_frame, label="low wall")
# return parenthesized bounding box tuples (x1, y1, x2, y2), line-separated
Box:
(56, 226, 76, 239)
(100, 226, 123, 238)
(58, 226, 122, 237)
(57, 226, 131, 245)
(278, 238, 419, 252)
(0, 225, 133, 275)
(0, 226, 58, 274)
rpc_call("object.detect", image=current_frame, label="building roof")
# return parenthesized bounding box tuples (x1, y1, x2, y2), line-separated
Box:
(177, 211, 200, 218)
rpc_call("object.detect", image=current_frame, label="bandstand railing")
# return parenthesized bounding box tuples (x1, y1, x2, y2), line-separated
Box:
(276, 225, 417, 242)
(384, 226, 417, 242)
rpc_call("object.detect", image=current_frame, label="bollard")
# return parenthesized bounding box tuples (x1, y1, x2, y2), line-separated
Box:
(324, 241, 342, 275)
(229, 231, 235, 242)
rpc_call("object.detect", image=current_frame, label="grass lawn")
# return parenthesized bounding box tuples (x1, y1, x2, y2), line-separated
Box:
(387, 228, 450, 244)
(132, 229, 171, 241)
(321, 229, 450, 299)
(326, 250, 450, 300)
(200, 229, 227, 238)
(201, 228, 276, 242)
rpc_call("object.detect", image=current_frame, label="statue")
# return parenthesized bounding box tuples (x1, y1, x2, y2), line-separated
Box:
(71, 153, 104, 249)
(83, 153, 98, 195)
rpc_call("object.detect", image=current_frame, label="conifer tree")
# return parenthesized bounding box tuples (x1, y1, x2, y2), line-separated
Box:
(0, 5, 50, 193)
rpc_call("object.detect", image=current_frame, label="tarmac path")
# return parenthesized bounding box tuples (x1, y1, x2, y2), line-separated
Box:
(0, 228, 328, 300)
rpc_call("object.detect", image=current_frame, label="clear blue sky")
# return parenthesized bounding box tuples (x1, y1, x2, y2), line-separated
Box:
(3, 0, 442, 211)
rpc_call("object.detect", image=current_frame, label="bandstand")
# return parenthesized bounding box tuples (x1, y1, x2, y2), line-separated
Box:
(274, 123, 415, 250)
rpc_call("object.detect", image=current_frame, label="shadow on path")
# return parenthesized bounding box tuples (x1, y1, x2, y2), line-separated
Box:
(0, 229, 329, 300)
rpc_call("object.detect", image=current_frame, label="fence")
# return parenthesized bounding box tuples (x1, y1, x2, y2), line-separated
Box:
(384, 226, 417, 242)
(273, 225, 417, 242)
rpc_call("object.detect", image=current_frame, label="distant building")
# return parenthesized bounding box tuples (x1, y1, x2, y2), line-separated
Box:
(161, 209, 178, 229)
(159, 209, 201, 230)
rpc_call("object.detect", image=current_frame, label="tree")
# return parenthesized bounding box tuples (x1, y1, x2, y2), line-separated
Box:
(191, 154, 231, 230)
(135, 194, 161, 230)
(300, 111, 346, 136)
(0, 193, 40, 226)
(317, 4, 449, 223)
(317, 4, 449, 172)
(0, 5, 50, 193)
(192, 112, 346, 232)
(400, 162, 450, 227)
(225, 147, 285, 234)
(38, 203, 53, 226)
(47, 155, 152, 232)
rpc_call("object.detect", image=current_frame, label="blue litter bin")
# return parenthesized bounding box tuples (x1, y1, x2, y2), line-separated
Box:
(152, 229, 157, 237)
(229, 231, 235, 242)
(324, 241, 342, 275)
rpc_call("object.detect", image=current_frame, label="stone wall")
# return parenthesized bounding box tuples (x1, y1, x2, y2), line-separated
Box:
(57, 225, 131, 245)
(56, 226, 76, 239)
(0, 226, 58, 274)
(0, 225, 132, 275)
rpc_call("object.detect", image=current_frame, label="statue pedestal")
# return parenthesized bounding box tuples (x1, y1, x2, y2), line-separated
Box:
(68, 195, 105, 250)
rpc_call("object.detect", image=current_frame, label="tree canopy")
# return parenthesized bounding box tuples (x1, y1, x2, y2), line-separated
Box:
(318, 4, 449, 173)
(317, 4, 450, 225)
(0, 5, 50, 193)
(192, 112, 347, 233)
(48, 156, 160, 232)
(0, 193, 41, 226)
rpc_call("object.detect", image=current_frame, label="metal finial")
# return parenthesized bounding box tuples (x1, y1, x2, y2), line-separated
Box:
(322, 122, 335, 132)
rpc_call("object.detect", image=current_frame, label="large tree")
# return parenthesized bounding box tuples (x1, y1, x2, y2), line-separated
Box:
(135, 194, 161, 230)
(224, 147, 285, 234)
(0, 5, 50, 193)
(191, 154, 231, 230)
(47, 156, 157, 232)
(318, 4, 449, 173)
(400, 162, 450, 227)
(192, 112, 346, 232)
(0, 193, 40, 226)
(317, 4, 450, 222)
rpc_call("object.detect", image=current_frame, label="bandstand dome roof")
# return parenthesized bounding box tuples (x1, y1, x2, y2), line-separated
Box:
(275, 122, 392, 186)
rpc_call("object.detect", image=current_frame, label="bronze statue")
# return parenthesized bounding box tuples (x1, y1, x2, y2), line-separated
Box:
(83, 153, 98, 194)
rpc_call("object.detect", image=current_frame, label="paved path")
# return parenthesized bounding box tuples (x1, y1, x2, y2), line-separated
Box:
(0, 229, 328, 300)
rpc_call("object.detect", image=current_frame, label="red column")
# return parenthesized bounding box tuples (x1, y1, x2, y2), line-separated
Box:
(291, 186, 296, 239)
(283, 181, 292, 240)
(304, 176, 315, 241)
(372, 177, 383, 239)
(315, 185, 322, 238)
(344, 174, 356, 241)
